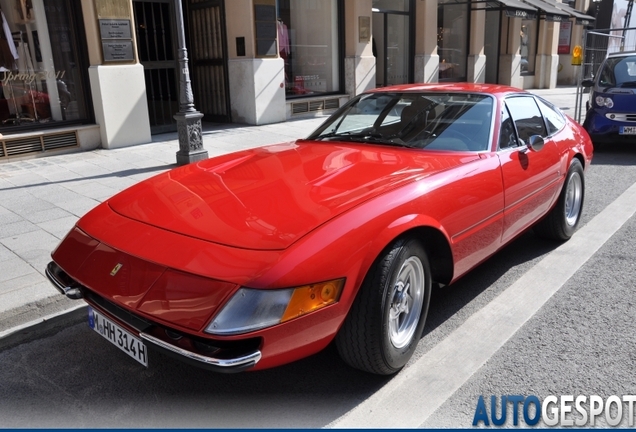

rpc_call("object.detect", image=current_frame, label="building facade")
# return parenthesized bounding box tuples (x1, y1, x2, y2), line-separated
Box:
(0, 0, 595, 160)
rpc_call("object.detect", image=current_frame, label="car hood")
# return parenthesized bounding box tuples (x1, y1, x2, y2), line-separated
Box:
(108, 141, 471, 250)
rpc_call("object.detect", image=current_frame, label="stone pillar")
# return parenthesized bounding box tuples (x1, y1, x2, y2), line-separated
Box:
(82, 0, 151, 149)
(534, 20, 560, 89)
(499, 17, 524, 88)
(414, 0, 439, 83)
(467, 8, 487, 83)
(344, 0, 375, 97)
(225, 0, 286, 125)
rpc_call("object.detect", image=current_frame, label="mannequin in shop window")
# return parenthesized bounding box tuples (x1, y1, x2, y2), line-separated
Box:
(0, 7, 18, 72)
(277, 18, 290, 91)
(520, 25, 529, 73)
(16, 0, 34, 23)
(0, 6, 19, 122)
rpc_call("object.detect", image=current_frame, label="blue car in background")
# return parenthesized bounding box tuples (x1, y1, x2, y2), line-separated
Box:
(583, 51, 636, 148)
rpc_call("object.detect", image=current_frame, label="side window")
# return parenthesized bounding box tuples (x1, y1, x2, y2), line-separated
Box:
(498, 105, 519, 149)
(505, 96, 547, 144)
(536, 97, 566, 136)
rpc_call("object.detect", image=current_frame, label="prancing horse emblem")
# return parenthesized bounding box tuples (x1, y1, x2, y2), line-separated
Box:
(110, 263, 123, 276)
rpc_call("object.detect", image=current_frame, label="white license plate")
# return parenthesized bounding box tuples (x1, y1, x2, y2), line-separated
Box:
(620, 126, 636, 135)
(88, 307, 148, 367)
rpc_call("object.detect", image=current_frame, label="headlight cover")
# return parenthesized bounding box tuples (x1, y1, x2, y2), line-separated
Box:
(205, 278, 345, 335)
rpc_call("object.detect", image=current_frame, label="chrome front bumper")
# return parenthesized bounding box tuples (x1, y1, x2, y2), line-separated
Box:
(45, 260, 262, 373)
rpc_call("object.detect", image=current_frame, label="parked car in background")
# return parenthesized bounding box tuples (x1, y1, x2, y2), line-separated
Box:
(583, 51, 636, 148)
(46, 84, 593, 376)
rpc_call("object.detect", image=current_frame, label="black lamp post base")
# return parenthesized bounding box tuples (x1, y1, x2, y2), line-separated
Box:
(174, 110, 208, 166)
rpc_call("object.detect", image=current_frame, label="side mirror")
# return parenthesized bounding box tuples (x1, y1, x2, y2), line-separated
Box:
(527, 135, 544, 152)
(581, 79, 595, 88)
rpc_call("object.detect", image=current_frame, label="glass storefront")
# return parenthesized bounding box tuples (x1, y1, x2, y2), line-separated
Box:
(277, 0, 341, 98)
(520, 17, 538, 74)
(0, 0, 89, 131)
(437, 0, 469, 82)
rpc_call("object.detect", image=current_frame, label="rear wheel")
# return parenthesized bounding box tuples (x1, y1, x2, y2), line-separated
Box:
(534, 158, 584, 240)
(336, 237, 432, 375)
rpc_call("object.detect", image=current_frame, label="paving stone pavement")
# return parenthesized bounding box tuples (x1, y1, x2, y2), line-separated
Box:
(0, 86, 581, 342)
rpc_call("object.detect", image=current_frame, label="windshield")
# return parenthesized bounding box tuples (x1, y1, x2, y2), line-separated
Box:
(308, 92, 494, 151)
(598, 55, 636, 88)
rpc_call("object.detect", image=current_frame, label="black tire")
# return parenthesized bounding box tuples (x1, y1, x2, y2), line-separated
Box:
(335, 237, 432, 375)
(534, 158, 584, 241)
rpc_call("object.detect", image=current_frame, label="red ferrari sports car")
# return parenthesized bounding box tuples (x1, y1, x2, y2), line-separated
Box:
(47, 84, 593, 375)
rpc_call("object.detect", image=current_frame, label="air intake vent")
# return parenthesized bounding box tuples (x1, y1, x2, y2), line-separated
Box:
(5, 137, 43, 156)
(43, 132, 78, 150)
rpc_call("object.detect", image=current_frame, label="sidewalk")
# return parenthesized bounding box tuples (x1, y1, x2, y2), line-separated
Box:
(0, 86, 579, 343)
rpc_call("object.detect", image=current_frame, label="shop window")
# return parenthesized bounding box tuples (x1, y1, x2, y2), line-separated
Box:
(437, 0, 468, 82)
(520, 18, 538, 75)
(277, 0, 341, 98)
(0, 0, 89, 130)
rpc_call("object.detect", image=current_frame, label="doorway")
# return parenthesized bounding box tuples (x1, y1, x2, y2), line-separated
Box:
(185, 0, 230, 123)
(133, 0, 179, 134)
(372, 0, 414, 87)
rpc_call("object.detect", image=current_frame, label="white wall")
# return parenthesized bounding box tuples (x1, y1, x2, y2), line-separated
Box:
(227, 58, 286, 125)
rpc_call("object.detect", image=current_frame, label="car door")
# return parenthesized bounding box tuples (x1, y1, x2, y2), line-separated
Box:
(497, 96, 562, 244)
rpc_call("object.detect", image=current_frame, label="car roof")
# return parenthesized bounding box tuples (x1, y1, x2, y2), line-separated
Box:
(365, 83, 525, 98)
(607, 50, 636, 58)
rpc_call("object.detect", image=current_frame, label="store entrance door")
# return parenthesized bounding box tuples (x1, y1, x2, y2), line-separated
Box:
(372, 2, 413, 87)
(185, 0, 230, 123)
(133, 0, 180, 134)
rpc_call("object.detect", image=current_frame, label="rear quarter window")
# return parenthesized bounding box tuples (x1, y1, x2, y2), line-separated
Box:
(536, 97, 566, 136)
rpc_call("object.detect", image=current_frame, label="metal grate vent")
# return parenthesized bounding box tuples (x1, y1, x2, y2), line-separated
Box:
(292, 102, 309, 114)
(1, 131, 79, 160)
(291, 98, 341, 116)
(43, 132, 78, 151)
(309, 100, 324, 111)
(324, 98, 340, 110)
(5, 137, 43, 156)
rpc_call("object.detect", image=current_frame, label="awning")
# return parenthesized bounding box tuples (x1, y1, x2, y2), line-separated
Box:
(520, 0, 571, 22)
(540, 0, 596, 25)
(473, 0, 538, 20)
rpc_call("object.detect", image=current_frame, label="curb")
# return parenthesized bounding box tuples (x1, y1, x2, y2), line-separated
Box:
(0, 303, 87, 352)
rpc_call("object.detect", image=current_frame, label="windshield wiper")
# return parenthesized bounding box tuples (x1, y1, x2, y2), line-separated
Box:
(315, 131, 413, 147)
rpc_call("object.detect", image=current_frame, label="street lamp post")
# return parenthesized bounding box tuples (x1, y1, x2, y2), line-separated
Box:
(173, 0, 208, 166)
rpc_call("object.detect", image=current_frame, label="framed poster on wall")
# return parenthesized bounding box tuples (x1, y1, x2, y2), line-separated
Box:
(558, 21, 572, 54)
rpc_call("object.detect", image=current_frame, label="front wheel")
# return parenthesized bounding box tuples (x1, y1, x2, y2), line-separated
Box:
(336, 237, 432, 375)
(534, 158, 584, 240)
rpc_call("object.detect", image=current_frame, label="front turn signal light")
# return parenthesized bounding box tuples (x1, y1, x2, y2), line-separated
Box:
(280, 279, 345, 323)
